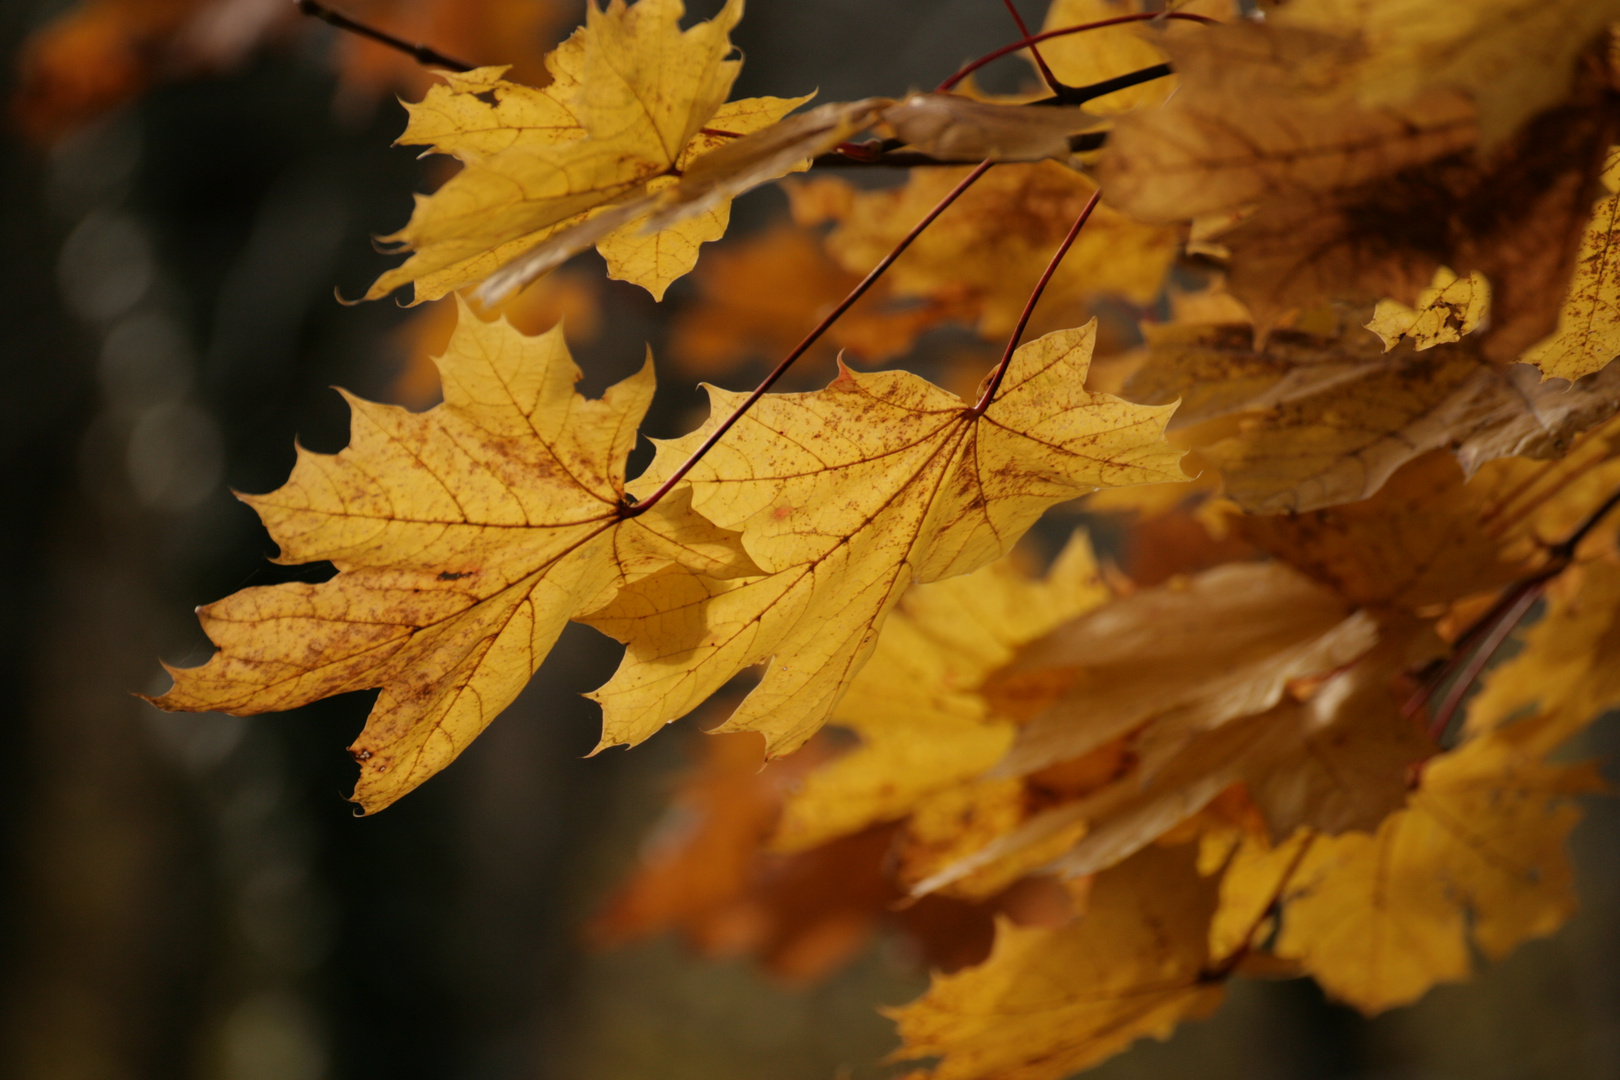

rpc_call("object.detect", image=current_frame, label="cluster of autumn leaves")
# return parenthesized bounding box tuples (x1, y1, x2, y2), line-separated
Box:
(132, 0, 1620, 1075)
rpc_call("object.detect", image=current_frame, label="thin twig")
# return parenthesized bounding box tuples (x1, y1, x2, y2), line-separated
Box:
(1427, 582, 1546, 744)
(970, 187, 1100, 415)
(294, 0, 475, 72)
(1001, 0, 1064, 95)
(1405, 481, 1620, 734)
(938, 11, 1218, 92)
(622, 161, 997, 517)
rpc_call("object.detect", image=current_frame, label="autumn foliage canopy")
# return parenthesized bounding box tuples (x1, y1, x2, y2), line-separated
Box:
(33, 0, 1620, 1073)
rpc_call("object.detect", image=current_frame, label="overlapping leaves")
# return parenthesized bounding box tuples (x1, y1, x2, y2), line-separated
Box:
(139, 0, 1620, 1074)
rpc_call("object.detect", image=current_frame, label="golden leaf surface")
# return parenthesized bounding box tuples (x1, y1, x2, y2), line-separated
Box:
(1268, 714, 1601, 1014)
(773, 536, 1109, 854)
(890, 844, 1224, 1080)
(584, 323, 1187, 757)
(366, 0, 796, 303)
(395, 62, 589, 163)
(799, 164, 1177, 337)
(1523, 164, 1620, 382)
(1365, 267, 1491, 352)
(152, 300, 756, 813)
(1274, 0, 1620, 147)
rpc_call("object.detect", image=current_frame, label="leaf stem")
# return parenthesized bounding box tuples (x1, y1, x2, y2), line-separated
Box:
(622, 160, 997, 518)
(1000, 0, 1064, 96)
(293, 0, 476, 73)
(1427, 582, 1545, 744)
(937, 12, 1218, 93)
(969, 187, 1100, 415)
(1406, 481, 1620, 738)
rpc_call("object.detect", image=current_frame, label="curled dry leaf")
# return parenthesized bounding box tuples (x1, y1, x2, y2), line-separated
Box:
(988, 561, 1377, 779)
(584, 323, 1186, 758)
(479, 97, 891, 303)
(1243, 415, 1620, 613)
(882, 94, 1104, 162)
(1238, 451, 1525, 612)
(910, 562, 1426, 896)
(151, 300, 757, 813)
(772, 534, 1108, 854)
(891, 844, 1224, 1080)
(1128, 321, 1620, 514)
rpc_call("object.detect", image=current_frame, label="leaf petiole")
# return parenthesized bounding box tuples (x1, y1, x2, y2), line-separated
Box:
(621, 160, 997, 518)
(1000, 0, 1064, 96)
(937, 11, 1218, 93)
(970, 187, 1101, 415)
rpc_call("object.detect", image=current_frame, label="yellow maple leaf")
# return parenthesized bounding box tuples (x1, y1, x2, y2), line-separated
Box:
(1522, 162, 1620, 382)
(366, 0, 817, 304)
(395, 61, 589, 164)
(1275, 0, 1620, 148)
(583, 323, 1186, 757)
(799, 163, 1177, 337)
(1365, 267, 1491, 352)
(151, 299, 757, 813)
(773, 535, 1108, 854)
(890, 843, 1225, 1080)
(1266, 714, 1602, 1013)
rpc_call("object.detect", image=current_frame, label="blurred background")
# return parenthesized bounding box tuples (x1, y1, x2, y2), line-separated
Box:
(0, 1, 1617, 1079)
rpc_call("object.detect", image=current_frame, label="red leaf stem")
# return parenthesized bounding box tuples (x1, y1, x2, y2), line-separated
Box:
(970, 187, 1100, 415)
(622, 160, 998, 517)
(937, 11, 1218, 93)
